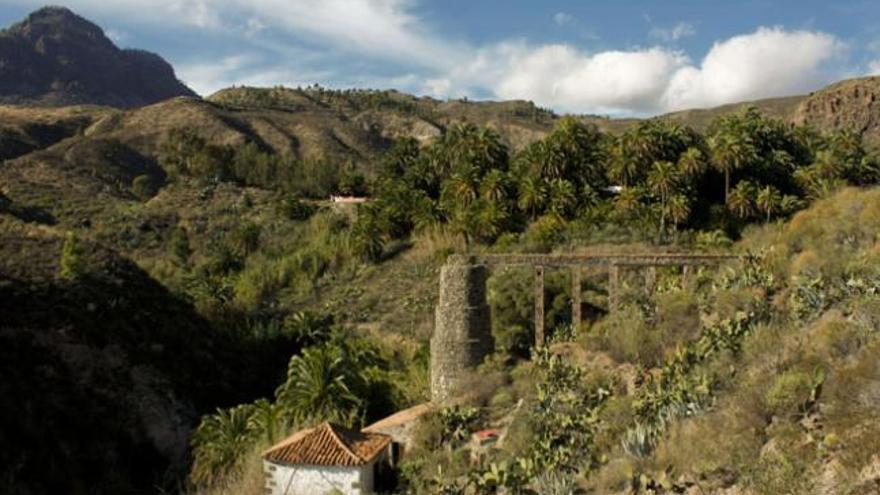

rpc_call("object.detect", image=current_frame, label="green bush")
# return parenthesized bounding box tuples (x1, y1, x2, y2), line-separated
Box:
(764, 368, 822, 419)
(131, 174, 158, 199)
(59, 231, 86, 280)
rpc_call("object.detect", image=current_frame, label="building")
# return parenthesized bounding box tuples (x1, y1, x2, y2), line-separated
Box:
(363, 403, 433, 464)
(330, 195, 369, 204)
(262, 422, 392, 495)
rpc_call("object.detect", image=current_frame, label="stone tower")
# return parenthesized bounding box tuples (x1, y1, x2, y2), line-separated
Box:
(430, 255, 493, 403)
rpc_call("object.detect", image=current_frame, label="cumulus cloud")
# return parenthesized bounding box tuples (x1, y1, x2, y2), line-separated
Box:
(869, 60, 880, 75)
(650, 21, 696, 42)
(662, 27, 845, 110)
(425, 27, 845, 115)
(477, 43, 689, 114)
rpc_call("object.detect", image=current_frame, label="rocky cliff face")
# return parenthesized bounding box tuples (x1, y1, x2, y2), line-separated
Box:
(793, 77, 880, 151)
(0, 7, 197, 108)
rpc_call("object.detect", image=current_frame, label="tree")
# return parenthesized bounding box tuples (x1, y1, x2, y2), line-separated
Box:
(727, 181, 757, 220)
(710, 131, 757, 202)
(247, 399, 286, 445)
(517, 176, 547, 219)
(351, 209, 384, 262)
(547, 178, 576, 218)
(474, 200, 509, 241)
(190, 404, 256, 486)
(59, 231, 86, 280)
(275, 346, 363, 424)
(678, 147, 707, 179)
(480, 169, 510, 204)
(614, 188, 643, 219)
(647, 161, 681, 236)
(666, 194, 691, 232)
(756, 185, 782, 222)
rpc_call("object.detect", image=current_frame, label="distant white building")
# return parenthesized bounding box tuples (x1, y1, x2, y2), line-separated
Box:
(330, 195, 369, 204)
(262, 422, 392, 495)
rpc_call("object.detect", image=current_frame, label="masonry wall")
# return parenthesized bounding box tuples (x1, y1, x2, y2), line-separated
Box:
(264, 460, 375, 495)
(430, 255, 493, 403)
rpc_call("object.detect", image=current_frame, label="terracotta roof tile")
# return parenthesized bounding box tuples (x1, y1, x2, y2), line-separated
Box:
(263, 422, 391, 467)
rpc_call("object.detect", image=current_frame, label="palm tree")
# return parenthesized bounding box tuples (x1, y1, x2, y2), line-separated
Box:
(547, 178, 576, 218)
(710, 131, 757, 202)
(475, 200, 508, 240)
(678, 147, 707, 178)
(480, 169, 509, 203)
(614, 187, 643, 218)
(190, 404, 256, 485)
(727, 181, 757, 220)
(442, 165, 481, 208)
(248, 399, 287, 444)
(666, 194, 691, 232)
(647, 161, 680, 235)
(275, 346, 363, 424)
(780, 194, 804, 215)
(351, 210, 384, 262)
(756, 185, 782, 222)
(517, 176, 547, 218)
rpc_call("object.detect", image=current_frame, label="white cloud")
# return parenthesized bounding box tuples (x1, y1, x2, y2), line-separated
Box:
(662, 27, 845, 110)
(869, 60, 880, 75)
(424, 26, 845, 115)
(4, 0, 461, 67)
(553, 12, 573, 26)
(650, 21, 696, 42)
(479, 43, 689, 114)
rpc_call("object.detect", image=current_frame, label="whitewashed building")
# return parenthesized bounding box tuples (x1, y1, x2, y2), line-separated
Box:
(262, 422, 391, 495)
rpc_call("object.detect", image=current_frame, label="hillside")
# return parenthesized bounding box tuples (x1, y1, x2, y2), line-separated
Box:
(0, 214, 310, 494)
(0, 7, 196, 108)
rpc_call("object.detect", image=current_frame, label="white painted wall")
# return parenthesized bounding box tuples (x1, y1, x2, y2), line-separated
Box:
(264, 460, 377, 495)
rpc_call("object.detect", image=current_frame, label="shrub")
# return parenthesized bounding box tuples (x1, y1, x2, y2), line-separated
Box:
(278, 197, 316, 221)
(131, 174, 157, 199)
(59, 231, 86, 280)
(764, 368, 823, 419)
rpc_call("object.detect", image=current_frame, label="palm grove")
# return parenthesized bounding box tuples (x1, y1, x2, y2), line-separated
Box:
(348, 108, 877, 259)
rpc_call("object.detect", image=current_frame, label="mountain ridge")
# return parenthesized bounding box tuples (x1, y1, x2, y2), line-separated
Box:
(0, 6, 196, 108)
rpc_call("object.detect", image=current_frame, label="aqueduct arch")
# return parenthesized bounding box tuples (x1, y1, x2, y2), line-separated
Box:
(430, 253, 737, 403)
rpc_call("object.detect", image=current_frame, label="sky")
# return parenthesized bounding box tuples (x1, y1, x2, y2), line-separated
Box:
(1, 0, 879, 116)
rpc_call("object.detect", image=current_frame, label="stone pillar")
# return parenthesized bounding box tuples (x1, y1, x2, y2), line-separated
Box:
(682, 265, 694, 291)
(572, 268, 582, 331)
(645, 266, 658, 295)
(431, 255, 493, 403)
(534, 266, 545, 347)
(608, 264, 620, 311)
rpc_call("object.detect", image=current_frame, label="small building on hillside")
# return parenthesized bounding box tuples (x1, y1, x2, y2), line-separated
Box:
(262, 422, 391, 495)
(330, 195, 369, 204)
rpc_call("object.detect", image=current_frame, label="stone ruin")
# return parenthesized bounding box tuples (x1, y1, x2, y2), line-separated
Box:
(430, 252, 737, 403)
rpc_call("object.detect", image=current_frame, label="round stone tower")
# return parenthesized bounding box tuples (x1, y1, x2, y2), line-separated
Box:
(430, 255, 493, 403)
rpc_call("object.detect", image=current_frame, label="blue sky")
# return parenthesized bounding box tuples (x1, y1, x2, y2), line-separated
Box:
(2, 1, 879, 115)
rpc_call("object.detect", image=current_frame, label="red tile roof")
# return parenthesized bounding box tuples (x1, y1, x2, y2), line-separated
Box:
(263, 422, 391, 467)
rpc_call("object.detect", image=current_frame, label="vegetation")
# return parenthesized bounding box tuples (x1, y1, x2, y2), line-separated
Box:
(3, 87, 880, 494)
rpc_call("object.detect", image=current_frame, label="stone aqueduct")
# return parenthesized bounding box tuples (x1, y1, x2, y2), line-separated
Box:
(430, 253, 738, 402)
